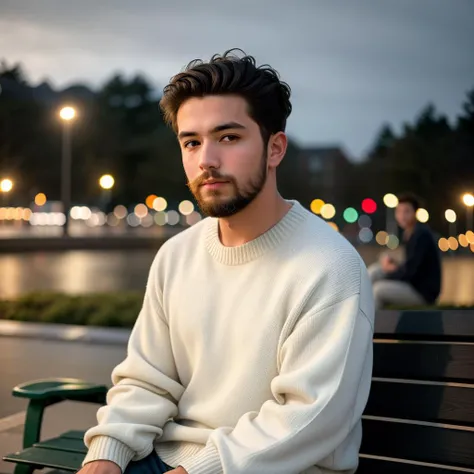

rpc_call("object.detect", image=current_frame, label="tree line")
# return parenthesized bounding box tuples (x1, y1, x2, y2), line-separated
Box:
(0, 60, 473, 233)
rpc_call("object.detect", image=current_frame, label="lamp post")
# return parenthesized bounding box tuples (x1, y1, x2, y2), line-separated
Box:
(383, 193, 399, 235)
(59, 106, 76, 236)
(462, 193, 474, 232)
(445, 209, 457, 237)
(99, 174, 115, 212)
(0, 178, 13, 208)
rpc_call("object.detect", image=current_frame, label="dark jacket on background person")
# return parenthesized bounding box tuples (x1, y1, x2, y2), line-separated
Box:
(386, 223, 442, 303)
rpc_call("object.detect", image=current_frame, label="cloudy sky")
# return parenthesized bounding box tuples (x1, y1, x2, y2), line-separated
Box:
(1, 0, 473, 158)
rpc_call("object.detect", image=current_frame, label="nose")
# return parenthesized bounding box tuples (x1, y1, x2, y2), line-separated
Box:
(198, 141, 220, 171)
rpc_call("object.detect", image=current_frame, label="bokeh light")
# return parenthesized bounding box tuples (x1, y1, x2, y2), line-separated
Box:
(376, 231, 389, 246)
(146, 194, 158, 209)
(154, 212, 167, 226)
(361, 198, 377, 214)
(0, 178, 13, 193)
(466, 231, 474, 244)
(358, 215, 372, 228)
(153, 197, 168, 212)
(99, 174, 115, 190)
(186, 211, 202, 226)
(167, 210, 180, 226)
(113, 205, 127, 219)
(448, 237, 459, 251)
(34, 193, 47, 206)
(462, 193, 474, 207)
(445, 209, 457, 223)
(59, 106, 76, 121)
(310, 199, 325, 215)
(320, 203, 336, 220)
(438, 238, 449, 252)
(327, 222, 339, 232)
(383, 193, 399, 208)
(343, 207, 358, 223)
(387, 234, 400, 250)
(416, 208, 429, 223)
(134, 203, 148, 218)
(179, 200, 194, 216)
(359, 228, 373, 243)
(458, 234, 469, 248)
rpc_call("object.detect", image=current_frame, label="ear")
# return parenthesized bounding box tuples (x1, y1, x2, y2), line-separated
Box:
(267, 132, 287, 169)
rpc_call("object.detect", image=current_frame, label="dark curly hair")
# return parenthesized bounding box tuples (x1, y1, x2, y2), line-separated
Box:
(159, 48, 292, 145)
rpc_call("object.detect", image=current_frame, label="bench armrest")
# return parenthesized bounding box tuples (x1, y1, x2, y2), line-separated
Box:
(13, 378, 108, 403)
(13, 378, 108, 450)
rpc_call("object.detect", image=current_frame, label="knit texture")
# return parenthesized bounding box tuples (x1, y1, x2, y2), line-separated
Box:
(84, 201, 374, 474)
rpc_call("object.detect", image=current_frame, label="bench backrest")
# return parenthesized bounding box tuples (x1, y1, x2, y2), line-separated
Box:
(359, 310, 474, 473)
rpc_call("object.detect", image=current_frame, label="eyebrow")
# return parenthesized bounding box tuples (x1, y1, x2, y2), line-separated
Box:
(178, 122, 246, 140)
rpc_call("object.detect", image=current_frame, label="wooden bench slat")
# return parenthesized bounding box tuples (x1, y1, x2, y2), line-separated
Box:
(4, 447, 84, 471)
(361, 418, 474, 469)
(357, 456, 474, 473)
(373, 342, 474, 383)
(34, 436, 86, 454)
(374, 311, 474, 339)
(365, 380, 474, 426)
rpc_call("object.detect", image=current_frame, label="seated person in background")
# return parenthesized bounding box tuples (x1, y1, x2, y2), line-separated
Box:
(368, 193, 442, 309)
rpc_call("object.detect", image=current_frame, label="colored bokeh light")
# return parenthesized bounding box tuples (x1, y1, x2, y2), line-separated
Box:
(361, 198, 377, 214)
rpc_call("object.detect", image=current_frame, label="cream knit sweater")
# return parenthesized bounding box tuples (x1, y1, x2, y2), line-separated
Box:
(83, 201, 374, 474)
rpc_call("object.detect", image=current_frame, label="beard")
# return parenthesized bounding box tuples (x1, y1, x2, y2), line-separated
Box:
(187, 153, 267, 218)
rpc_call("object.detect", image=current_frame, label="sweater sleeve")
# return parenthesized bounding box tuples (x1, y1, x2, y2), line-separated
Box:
(179, 293, 374, 474)
(82, 255, 185, 472)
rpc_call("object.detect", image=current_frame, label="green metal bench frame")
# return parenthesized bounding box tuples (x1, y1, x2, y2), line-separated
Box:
(3, 378, 107, 474)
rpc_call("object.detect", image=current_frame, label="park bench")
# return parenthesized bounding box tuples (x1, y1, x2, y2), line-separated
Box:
(3, 309, 474, 473)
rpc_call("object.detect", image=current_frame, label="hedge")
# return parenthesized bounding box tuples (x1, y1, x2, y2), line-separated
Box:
(0, 292, 144, 328)
(0, 292, 472, 328)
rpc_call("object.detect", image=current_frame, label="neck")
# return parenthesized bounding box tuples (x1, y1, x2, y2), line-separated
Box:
(217, 183, 292, 247)
(404, 222, 417, 238)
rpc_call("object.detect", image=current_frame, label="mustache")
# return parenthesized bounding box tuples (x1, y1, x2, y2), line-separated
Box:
(188, 170, 234, 188)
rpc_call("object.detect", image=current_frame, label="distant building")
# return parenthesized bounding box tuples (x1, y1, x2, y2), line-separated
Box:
(298, 145, 353, 207)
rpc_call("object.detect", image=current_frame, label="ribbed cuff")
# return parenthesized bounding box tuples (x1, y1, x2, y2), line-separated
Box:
(82, 436, 135, 472)
(179, 444, 222, 474)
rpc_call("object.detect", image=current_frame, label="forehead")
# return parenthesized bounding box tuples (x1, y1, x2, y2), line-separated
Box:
(176, 95, 253, 133)
(397, 202, 415, 211)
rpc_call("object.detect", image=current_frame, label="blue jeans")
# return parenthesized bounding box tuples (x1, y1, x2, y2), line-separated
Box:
(124, 451, 173, 474)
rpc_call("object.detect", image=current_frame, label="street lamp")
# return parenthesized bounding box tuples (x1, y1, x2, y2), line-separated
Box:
(462, 193, 474, 232)
(99, 174, 115, 211)
(445, 209, 457, 237)
(59, 106, 76, 236)
(0, 178, 13, 206)
(383, 193, 398, 234)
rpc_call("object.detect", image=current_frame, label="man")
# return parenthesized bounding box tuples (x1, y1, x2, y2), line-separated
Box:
(79, 49, 374, 474)
(369, 193, 442, 309)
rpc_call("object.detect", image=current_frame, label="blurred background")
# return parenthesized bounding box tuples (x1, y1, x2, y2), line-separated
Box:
(0, 0, 473, 304)
(0, 1, 474, 467)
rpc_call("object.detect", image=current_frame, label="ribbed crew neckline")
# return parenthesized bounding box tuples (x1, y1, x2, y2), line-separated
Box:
(204, 200, 308, 265)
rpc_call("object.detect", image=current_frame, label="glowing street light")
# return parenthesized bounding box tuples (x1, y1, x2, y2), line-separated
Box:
(445, 209, 457, 237)
(99, 174, 115, 190)
(59, 106, 76, 236)
(462, 193, 474, 231)
(59, 106, 76, 121)
(462, 193, 474, 207)
(383, 193, 398, 234)
(0, 178, 13, 193)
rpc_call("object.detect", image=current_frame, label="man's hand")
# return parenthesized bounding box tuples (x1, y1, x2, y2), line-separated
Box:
(76, 460, 121, 474)
(168, 467, 188, 474)
(380, 254, 398, 273)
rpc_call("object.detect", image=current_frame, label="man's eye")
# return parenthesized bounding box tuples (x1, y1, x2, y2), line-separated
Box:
(221, 135, 239, 142)
(184, 140, 200, 149)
